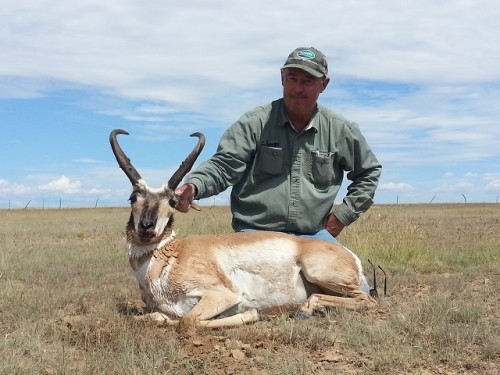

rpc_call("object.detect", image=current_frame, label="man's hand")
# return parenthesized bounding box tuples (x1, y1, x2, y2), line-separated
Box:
(174, 183, 198, 212)
(325, 214, 345, 237)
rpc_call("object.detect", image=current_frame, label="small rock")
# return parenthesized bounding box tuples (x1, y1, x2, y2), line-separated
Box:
(230, 349, 246, 360)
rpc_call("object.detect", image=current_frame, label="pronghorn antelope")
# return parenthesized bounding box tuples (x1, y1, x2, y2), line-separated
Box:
(110, 129, 378, 328)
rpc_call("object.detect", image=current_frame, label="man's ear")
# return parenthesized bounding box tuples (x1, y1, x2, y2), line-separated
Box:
(321, 77, 331, 92)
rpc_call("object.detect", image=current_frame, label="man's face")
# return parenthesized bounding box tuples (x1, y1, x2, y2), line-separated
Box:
(281, 68, 329, 116)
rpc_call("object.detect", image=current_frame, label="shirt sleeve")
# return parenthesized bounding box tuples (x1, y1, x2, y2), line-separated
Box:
(184, 112, 260, 199)
(333, 121, 382, 225)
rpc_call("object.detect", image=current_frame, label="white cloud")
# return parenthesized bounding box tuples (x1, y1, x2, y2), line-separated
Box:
(379, 182, 414, 192)
(38, 176, 81, 194)
(0, 179, 31, 195)
(484, 173, 500, 191)
(2, 1, 500, 102)
(74, 158, 104, 164)
(86, 187, 112, 196)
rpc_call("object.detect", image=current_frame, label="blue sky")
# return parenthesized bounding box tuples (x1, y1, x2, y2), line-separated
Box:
(1, 0, 500, 208)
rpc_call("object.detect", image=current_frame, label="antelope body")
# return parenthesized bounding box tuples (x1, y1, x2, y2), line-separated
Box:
(110, 129, 377, 328)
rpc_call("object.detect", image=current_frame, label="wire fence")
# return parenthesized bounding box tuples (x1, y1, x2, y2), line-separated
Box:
(1, 193, 499, 210)
(0, 198, 128, 210)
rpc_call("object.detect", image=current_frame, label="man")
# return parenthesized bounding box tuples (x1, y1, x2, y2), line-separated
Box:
(175, 47, 381, 242)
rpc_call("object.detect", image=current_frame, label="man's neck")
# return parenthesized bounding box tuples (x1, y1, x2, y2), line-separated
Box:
(289, 118, 310, 133)
(286, 108, 316, 132)
(285, 103, 317, 133)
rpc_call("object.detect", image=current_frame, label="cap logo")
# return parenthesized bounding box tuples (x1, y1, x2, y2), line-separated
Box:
(282, 47, 328, 77)
(297, 50, 316, 59)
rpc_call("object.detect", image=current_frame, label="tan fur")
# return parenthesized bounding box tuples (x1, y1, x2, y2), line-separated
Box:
(127, 230, 377, 327)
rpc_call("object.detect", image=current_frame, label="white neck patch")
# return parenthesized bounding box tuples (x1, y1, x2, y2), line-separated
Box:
(127, 230, 176, 259)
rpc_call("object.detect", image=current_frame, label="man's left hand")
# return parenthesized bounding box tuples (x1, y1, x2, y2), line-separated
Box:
(325, 214, 345, 237)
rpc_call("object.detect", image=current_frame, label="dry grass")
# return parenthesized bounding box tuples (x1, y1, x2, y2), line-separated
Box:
(0, 204, 499, 374)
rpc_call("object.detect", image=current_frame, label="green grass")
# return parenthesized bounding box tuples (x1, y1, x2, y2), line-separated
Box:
(0, 204, 499, 374)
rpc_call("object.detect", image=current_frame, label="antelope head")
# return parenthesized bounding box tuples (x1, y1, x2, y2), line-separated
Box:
(109, 129, 205, 247)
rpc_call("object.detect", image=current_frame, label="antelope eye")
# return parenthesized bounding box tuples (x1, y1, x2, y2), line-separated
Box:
(129, 191, 144, 203)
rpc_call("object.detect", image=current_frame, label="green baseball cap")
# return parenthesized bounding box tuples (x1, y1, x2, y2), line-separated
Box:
(281, 47, 328, 78)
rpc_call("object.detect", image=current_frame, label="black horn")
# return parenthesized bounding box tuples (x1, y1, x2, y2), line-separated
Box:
(109, 129, 143, 185)
(167, 132, 205, 190)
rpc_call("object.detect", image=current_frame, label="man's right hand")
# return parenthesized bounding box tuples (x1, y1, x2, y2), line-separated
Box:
(174, 183, 198, 212)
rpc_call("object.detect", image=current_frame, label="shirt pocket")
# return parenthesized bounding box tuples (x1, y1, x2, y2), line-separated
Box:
(256, 145, 285, 175)
(309, 150, 335, 189)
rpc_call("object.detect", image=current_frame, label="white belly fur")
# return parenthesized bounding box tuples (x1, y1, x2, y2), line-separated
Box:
(216, 239, 310, 313)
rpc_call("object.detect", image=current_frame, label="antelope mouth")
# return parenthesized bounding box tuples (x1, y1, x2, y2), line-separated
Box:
(139, 229, 157, 239)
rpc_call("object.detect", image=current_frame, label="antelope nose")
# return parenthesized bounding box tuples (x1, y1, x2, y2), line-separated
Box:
(139, 218, 154, 230)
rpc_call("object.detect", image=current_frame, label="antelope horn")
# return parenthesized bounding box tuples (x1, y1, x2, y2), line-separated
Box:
(368, 259, 379, 298)
(167, 132, 205, 190)
(109, 129, 143, 185)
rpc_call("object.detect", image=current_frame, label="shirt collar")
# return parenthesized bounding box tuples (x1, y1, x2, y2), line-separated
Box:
(279, 99, 319, 133)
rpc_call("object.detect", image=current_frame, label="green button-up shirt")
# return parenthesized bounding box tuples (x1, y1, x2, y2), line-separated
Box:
(185, 98, 382, 233)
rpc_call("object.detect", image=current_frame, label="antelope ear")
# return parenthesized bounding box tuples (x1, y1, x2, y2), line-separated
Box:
(169, 195, 179, 208)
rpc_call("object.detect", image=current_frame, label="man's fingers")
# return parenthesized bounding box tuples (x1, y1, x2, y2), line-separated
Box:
(175, 201, 200, 212)
(173, 192, 189, 212)
(190, 202, 201, 211)
(174, 184, 199, 212)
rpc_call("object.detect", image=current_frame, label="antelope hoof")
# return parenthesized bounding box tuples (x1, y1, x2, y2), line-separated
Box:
(312, 305, 328, 318)
(294, 309, 313, 320)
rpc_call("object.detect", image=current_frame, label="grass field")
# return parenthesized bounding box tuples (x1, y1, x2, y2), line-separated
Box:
(1, 204, 499, 374)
